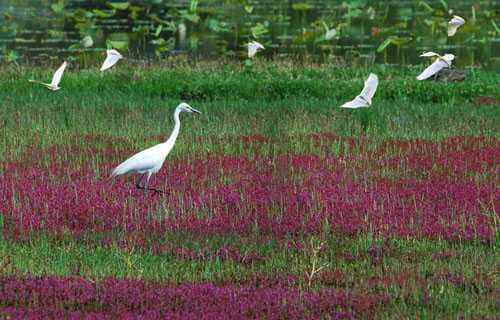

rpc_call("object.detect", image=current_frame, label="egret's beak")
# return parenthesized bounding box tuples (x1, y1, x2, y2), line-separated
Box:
(191, 107, 201, 114)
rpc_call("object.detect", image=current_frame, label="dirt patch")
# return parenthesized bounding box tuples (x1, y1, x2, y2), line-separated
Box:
(474, 96, 499, 105)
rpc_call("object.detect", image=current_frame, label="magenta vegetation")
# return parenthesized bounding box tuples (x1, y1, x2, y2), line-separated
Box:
(0, 135, 497, 241)
(0, 275, 387, 319)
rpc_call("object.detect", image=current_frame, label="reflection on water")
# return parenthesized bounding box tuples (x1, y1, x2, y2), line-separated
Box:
(0, 0, 499, 69)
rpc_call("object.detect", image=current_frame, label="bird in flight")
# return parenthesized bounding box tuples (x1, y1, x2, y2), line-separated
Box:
(248, 41, 265, 58)
(29, 61, 67, 91)
(416, 53, 455, 80)
(111, 102, 201, 194)
(448, 16, 465, 37)
(100, 49, 123, 71)
(419, 52, 443, 58)
(340, 73, 379, 109)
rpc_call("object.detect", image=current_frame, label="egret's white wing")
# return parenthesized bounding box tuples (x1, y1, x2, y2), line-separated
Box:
(448, 15, 465, 36)
(420, 52, 441, 58)
(248, 41, 264, 58)
(358, 73, 378, 104)
(50, 61, 67, 87)
(29, 79, 50, 86)
(100, 55, 120, 71)
(111, 143, 170, 176)
(340, 96, 369, 109)
(112, 149, 158, 176)
(416, 59, 450, 80)
(100, 49, 123, 71)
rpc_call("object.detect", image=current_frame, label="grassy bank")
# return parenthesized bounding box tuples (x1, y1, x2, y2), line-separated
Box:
(0, 61, 498, 160)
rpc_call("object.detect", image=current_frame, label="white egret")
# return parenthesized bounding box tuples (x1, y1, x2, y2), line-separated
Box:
(111, 102, 201, 194)
(340, 73, 379, 109)
(29, 61, 67, 91)
(419, 52, 442, 58)
(100, 49, 123, 71)
(416, 53, 455, 80)
(448, 15, 465, 37)
(248, 41, 264, 58)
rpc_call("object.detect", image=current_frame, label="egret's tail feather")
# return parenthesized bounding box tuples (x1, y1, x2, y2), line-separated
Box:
(110, 161, 133, 177)
(110, 165, 124, 178)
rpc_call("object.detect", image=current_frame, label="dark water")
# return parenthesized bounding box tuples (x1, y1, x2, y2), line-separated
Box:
(1, 0, 499, 69)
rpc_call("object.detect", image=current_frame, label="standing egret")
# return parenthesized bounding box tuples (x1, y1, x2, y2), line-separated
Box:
(417, 53, 455, 80)
(340, 73, 379, 108)
(100, 49, 123, 71)
(248, 41, 265, 58)
(448, 16, 465, 37)
(111, 102, 201, 194)
(29, 61, 67, 91)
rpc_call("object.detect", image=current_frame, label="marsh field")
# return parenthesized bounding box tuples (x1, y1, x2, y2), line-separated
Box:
(0, 60, 498, 318)
(1, 0, 500, 319)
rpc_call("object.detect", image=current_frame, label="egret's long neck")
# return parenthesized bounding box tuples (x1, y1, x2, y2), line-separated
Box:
(165, 108, 181, 145)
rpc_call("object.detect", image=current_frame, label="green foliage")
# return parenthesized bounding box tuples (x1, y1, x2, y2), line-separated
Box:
(0, 233, 497, 317)
(377, 36, 413, 52)
(0, 0, 498, 66)
(0, 61, 498, 161)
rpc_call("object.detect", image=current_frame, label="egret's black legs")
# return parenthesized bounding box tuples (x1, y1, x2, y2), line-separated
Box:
(135, 173, 165, 195)
(135, 173, 146, 189)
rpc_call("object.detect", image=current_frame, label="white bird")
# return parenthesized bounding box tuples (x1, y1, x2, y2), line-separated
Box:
(340, 73, 379, 109)
(416, 53, 455, 80)
(100, 49, 123, 71)
(29, 61, 67, 91)
(419, 52, 442, 58)
(448, 15, 465, 37)
(111, 102, 201, 193)
(248, 41, 264, 58)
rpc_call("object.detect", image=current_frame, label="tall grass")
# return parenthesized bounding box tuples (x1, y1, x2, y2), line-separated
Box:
(1, 61, 498, 159)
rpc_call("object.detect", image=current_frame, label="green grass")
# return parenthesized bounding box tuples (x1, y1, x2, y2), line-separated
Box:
(0, 61, 498, 161)
(0, 61, 499, 318)
(0, 233, 497, 317)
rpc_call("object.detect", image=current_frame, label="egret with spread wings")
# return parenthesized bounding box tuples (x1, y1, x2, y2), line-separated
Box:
(448, 16, 465, 37)
(29, 61, 67, 91)
(340, 73, 379, 109)
(100, 49, 123, 72)
(416, 53, 455, 80)
(248, 41, 265, 58)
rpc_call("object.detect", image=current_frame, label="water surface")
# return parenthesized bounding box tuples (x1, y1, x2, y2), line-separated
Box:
(1, 0, 499, 69)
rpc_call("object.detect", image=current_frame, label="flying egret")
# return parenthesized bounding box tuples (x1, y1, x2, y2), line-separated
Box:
(29, 61, 67, 91)
(340, 73, 379, 109)
(248, 41, 264, 58)
(416, 53, 455, 80)
(419, 52, 442, 58)
(111, 102, 201, 194)
(100, 49, 123, 71)
(448, 15, 465, 37)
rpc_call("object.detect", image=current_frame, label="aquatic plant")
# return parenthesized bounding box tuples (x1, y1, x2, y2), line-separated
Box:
(0, 0, 498, 67)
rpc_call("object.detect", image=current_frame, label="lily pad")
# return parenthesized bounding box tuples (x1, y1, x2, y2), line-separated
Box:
(292, 3, 313, 11)
(244, 5, 253, 14)
(107, 2, 130, 10)
(51, 0, 65, 13)
(377, 36, 412, 52)
(251, 22, 269, 38)
(106, 33, 129, 50)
